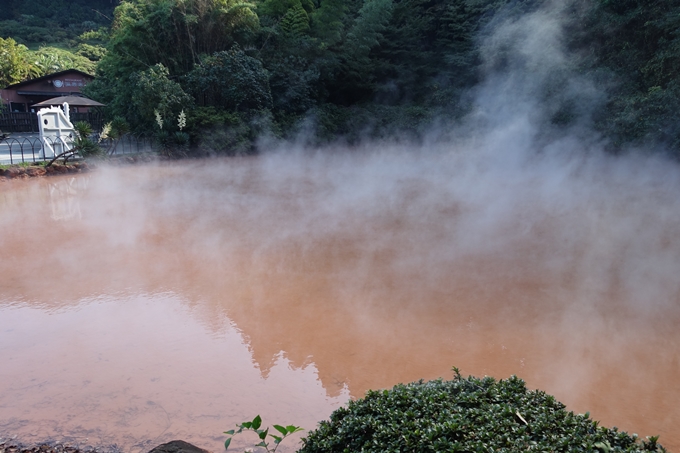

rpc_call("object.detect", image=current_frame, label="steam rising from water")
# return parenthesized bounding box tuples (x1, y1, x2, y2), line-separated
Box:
(1, 1, 679, 451)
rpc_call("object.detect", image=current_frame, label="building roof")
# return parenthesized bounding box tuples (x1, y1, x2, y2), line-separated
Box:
(3, 69, 94, 90)
(32, 95, 105, 107)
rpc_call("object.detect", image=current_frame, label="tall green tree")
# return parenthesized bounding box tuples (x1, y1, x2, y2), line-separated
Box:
(184, 45, 272, 112)
(0, 37, 37, 87)
(280, 3, 311, 38)
(328, 0, 393, 103)
(131, 63, 193, 129)
(250, 0, 323, 115)
(310, 0, 348, 45)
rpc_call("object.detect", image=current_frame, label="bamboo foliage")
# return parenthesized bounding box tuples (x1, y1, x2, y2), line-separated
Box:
(108, 0, 258, 75)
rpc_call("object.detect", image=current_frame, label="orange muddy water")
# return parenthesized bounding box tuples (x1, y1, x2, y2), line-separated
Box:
(1, 150, 679, 452)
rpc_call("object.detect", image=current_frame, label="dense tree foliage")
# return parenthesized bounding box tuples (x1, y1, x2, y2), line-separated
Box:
(3, 0, 680, 155)
(0, 41, 100, 88)
(32, 46, 97, 75)
(579, 0, 680, 151)
(82, 0, 263, 150)
(0, 37, 38, 87)
(185, 46, 273, 112)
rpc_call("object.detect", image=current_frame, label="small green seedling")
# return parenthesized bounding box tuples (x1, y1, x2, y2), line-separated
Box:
(224, 415, 303, 453)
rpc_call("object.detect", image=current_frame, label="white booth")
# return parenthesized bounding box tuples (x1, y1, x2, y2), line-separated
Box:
(37, 102, 76, 158)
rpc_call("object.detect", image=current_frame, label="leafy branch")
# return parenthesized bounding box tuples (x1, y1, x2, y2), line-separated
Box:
(46, 121, 101, 167)
(224, 415, 303, 453)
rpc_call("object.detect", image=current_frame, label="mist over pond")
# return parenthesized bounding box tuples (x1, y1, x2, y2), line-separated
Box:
(2, 2, 680, 451)
(1, 144, 679, 451)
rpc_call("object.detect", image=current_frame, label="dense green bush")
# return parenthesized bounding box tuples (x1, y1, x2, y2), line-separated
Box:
(299, 370, 666, 453)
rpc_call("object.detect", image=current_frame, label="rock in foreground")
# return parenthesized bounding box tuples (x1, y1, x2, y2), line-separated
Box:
(148, 441, 212, 453)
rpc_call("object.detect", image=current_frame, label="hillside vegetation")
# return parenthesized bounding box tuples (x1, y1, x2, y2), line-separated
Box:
(0, 0, 115, 45)
(2, 0, 680, 155)
(0, 0, 114, 86)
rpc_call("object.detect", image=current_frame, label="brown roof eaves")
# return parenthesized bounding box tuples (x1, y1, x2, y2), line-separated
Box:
(3, 69, 94, 90)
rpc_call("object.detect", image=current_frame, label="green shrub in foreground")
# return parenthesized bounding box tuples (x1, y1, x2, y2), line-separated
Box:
(298, 369, 665, 453)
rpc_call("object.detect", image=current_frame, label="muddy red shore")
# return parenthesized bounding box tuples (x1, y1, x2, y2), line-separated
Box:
(0, 162, 92, 179)
(0, 155, 161, 180)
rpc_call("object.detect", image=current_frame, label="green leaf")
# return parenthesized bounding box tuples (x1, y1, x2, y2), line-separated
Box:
(286, 425, 303, 434)
(270, 435, 282, 444)
(252, 415, 262, 430)
(240, 422, 252, 429)
(223, 438, 231, 450)
(223, 430, 235, 435)
(255, 441, 267, 448)
(273, 425, 288, 436)
(258, 427, 269, 440)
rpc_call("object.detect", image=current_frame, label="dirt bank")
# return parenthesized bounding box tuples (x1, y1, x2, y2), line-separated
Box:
(0, 442, 120, 453)
(0, 155, 162, 180)
(0, 440, 210, 453)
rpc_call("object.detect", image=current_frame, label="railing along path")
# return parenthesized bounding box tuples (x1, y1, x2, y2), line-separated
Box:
(0, 134, 155, 165)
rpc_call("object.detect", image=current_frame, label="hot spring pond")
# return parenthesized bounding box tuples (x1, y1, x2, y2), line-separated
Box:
(1, 152, 679, 452)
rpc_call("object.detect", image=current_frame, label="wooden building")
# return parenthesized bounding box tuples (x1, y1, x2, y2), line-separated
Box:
(0, 69, 95, 113)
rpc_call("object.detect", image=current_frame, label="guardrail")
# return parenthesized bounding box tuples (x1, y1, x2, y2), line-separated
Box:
(0, 134, 156, 165)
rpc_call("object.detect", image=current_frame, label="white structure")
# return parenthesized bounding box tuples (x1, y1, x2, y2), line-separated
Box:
(37, 102, 76, 158)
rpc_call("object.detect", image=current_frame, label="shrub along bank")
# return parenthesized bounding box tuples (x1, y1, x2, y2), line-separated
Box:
(298, 370, 666, 453)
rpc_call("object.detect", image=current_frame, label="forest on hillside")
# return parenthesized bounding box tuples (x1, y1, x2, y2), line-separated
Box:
(2, 0, 680, 156)
(0, 0, 116, 39)
(0, 0, 116, 84)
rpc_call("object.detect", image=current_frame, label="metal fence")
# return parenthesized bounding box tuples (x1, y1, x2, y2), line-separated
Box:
(0, 134, 156, 165)
(0, 112, 104, 133)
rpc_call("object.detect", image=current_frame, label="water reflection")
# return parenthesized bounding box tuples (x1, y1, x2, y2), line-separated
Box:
(1, 157, 680, 452)
(48, 176, 89, 221)
(0, 293, 348, 453)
